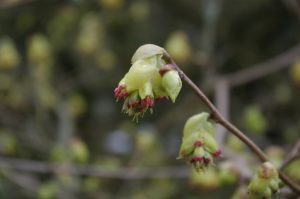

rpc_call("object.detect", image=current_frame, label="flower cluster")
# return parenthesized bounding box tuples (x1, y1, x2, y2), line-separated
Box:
(114, 44, 182, 120)
(177, 112, 222, 171)
(248, 162, 281, 199)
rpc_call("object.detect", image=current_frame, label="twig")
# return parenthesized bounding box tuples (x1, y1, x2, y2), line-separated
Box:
(163, 53, 300, 194)
(280, 139, 300, 170)
(0, 156, 189, 179)
(222, 44, 300, 87)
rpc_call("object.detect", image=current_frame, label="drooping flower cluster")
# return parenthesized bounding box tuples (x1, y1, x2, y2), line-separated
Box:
(177, 112, 222, 171)
(114, 44, 182, 120)
(248, 162, 281, 199)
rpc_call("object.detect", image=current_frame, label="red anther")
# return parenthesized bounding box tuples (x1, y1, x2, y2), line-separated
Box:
(141, 98, 148, 108)
(121, 91, 129, 98)
(193, 141, 203, 147)
(193, 156, 202, 162)
(114, 85, 126, 98)
(190, 156, 202, 163)
(212, 149, 222, 157)
(156, 96, 166, 103)
(203, 157, 210, 166)
(146, 96, 154, 108)
(136, 107, 143, 113)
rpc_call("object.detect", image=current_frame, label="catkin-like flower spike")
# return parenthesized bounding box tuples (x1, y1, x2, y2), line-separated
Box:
(114, 44, 182, 120)
(178, 112, 222, 171)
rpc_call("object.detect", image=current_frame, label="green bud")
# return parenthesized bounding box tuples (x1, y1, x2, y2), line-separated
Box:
(218, 161, 239, 185)
(27, 34, 52, 66)
(139, 81, 153, 99)
(248, 176, 270, 198)
(190, 167, 220, 191)
(177, 132, 201, 159)
(257, 162, 277, 179)
(162, 70, 182, 102)
(269, 178, 279, 193)
(70, 137, 89, 164)
(125, 60, 157, 92)
(0, 37, 20, 70)
(131, 44, 166, 64)
(201, 131, 219, 154)
(284, 159, 300, 181)
(243, 105, 267, 135)
(165, 31, 191, 64)
(183, 112, 215, 139)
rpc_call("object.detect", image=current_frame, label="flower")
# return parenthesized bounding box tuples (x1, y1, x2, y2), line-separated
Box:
(114, 44, 182, 120)
(247, 162, 281, 199)
(177, 112, 222, 171)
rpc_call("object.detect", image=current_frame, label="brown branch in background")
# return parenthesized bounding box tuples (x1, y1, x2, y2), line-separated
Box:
(280, 139, 300, 170)
(163, 53, 300, 194)
(0, 0, 35, 9)
(222, 44, 300, 87)
(215, 79, 230, 146)
(0, 156, 189, 179)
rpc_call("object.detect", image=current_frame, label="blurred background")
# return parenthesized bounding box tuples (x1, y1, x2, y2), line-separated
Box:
(0, 0, 300, 198)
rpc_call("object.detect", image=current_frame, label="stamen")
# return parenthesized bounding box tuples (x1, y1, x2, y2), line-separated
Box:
(212, 149, 222, 157)
(193, 141, 203, 147)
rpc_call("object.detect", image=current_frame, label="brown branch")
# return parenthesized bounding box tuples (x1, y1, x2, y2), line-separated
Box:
(222, 44, 300, 87)
(163, 53, 300, 194)
(280, 139, 300, 170)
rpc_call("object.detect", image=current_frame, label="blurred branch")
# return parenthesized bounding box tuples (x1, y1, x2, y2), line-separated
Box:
(200, 0, 222, 57)
(0, 156, 189, 179)
(222, 44, 300, 87)
(0, 0, 36, 9)
(280, 139, 300, 170)
(56, 100, 74, 146)
(215, 79, 230, 146)
(0, 0, 64, 9)
(281, 0, 300, 20)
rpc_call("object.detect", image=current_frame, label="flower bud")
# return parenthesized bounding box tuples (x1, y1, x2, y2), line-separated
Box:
(27, 34, 52, 66)
(183, 112, 215, 138)
(0, 37, 20, 70)
(114, 44, 184, 120)
(218, 161, 239, 185)
(125, 60, 157, 92)
(201, 131, 220, 156)
(177, 134, 200, 159)
(131, 44, 166, 64)
(165, 31, 191, 64)
(162, 70, 182, 102)
(190, 167, 220, 191)
(178, 112, 221, 171)
(248, 162, 280, 199)
(257, 162, 277, 179)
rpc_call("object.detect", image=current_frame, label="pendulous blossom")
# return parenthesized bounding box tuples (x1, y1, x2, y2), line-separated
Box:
(177, 112, 222, 171)
(114, 44, 182, 120)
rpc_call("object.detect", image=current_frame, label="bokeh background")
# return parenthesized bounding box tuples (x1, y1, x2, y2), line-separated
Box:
(0, 0, 300, 198)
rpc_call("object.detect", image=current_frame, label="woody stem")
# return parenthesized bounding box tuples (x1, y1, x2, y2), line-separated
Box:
(163, 53, 300, 194)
